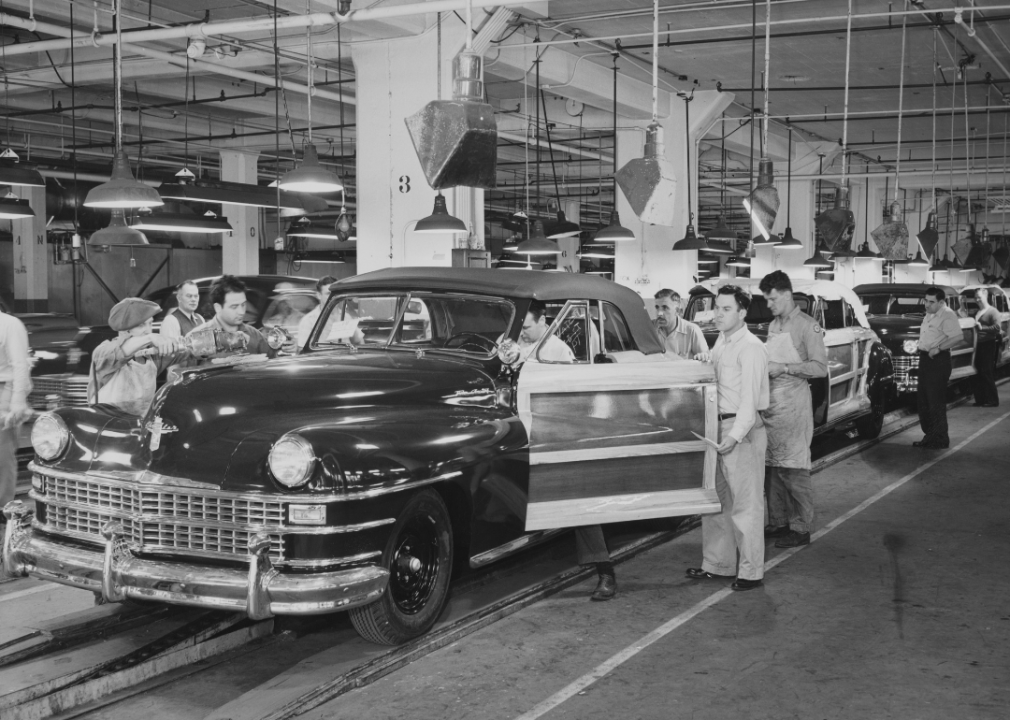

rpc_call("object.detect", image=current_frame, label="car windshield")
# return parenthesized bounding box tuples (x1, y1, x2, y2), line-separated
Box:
(262, 291, 320, 334)
(313, 292, 515, 357)
(858, 293, 929, 317)
(685, 293, 810, 327)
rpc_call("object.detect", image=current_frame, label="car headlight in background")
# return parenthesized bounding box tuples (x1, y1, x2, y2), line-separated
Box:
(268, 434, 316, 487)
(902, 340, 919, 355)
(32, 413, 69, 461)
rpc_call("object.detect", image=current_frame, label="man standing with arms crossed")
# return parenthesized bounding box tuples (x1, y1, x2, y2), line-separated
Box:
(686, 285, 769, 591)
(759, 271, 827, 549)
(915, 287, 964, 448)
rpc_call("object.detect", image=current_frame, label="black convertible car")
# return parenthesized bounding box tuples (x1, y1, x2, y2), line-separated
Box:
(5, 269, 721, 644)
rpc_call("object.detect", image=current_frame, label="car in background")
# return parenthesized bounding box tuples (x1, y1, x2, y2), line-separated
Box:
(7, 268, 722, 645)
(684, 278, 894, 439)
(29, 275, 320, 410)
(853, 283, 977, 395)
(959, 284, 1010, 367)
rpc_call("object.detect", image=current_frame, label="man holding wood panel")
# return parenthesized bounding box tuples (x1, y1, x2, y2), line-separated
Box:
(686, 285, 769, 591)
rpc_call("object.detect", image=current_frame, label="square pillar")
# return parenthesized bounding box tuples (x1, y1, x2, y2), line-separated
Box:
(219, 150, 261, 275)
(12, 185, 47, 312)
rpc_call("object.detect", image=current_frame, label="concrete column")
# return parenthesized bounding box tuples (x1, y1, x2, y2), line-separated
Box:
(219, 150, 261, 275)
(353, 25, 469, 273)
(11, 185, 47, 312)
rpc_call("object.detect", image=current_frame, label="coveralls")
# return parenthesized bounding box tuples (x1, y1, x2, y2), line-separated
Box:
(764, 306, 828, 534)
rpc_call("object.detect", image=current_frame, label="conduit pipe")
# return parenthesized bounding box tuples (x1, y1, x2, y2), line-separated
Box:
(953, 7, 1010, 85)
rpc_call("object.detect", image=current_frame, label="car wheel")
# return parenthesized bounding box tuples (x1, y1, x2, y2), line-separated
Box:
(349, 490, 453, 645)
(855, 408, 884, 439)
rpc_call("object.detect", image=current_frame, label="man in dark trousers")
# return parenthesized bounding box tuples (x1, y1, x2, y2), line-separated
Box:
(915, 287, 964, 449)
(971, 287, 1001, 407)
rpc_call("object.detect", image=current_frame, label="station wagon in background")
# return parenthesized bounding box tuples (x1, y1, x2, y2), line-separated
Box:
(853, 283, 977, 395)
(685, 278, 895, 439)
(959, 284, 1010, 367)
(5, 268, 724, 645)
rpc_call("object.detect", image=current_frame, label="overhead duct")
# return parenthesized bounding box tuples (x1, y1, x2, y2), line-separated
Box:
(405, 50, 498, 190)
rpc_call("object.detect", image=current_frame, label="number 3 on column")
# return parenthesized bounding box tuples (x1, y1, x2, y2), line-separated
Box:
(399, 175, 411, 194)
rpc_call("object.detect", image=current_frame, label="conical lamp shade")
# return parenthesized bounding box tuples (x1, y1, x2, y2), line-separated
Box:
(0, 160, 45, 187)
(908, 250, 929, 267)
(803, 248, 833, 269)
(673, 222, 708, 251)
(726, 255, 751, 268)
(593, 212, 635, 243)
(705, 214, 738, 241)
(929, 254, 946, 272)
(84, 150, 164, 209)
(0, 194, 35, 220)
(777, 226, 804, 250)
(547, 210, 581, 239)
(414, 193, 467, 234)
(90, 209, 149, 245)
(697, 252, 719, 265)
(516, 220, 562, 255)
(279, 143, 344, 194)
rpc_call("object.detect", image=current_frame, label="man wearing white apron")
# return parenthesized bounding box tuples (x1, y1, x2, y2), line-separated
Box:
(759, 272, 828, 549)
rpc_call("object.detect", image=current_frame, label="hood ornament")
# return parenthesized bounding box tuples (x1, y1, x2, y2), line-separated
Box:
(146, 416, 178, 451)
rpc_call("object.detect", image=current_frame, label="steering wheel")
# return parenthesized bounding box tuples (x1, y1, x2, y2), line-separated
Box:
(443, 332, 496, 353)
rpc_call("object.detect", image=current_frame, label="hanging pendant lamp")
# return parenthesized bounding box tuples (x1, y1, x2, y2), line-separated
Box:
(673, 92, 708, 251)
(776, 127, 803, 250)
(84, 4, 162, 210)
(131, 209, 233, 234)
(0, 191, 35, 220)
(908, 250, 929, 267)
(547, 209, 581, 239)
(726, 254, 752, 269)
(594, 56, 635, 245)
(90, 208, 149, 245)
(743, 1, 781, 241)
(803, 244, 833, 269)
(917, 212, 940, 259)
(0, 151, 45, 187)
(516, 220, 562, 255)
(414, 193, 467, 234)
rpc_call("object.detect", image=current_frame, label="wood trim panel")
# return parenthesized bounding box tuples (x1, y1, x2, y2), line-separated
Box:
(530, 440, 708, 466)
(526, 488, 721, 530)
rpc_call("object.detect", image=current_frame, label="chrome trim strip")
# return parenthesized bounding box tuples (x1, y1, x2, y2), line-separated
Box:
(284, 551, 382, 569)
(469, 528, 566, 568)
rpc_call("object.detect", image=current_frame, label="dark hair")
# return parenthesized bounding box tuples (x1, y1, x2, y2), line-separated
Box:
(924, 286, 946, 302)
(209, 275, 247, 307)
(315, 275, 338, 292)
(717, 284, 751, 311)
(527, 299, 547, 322)
(176, 279, 198, 293)
(654, 288, 681, 302)
(759, 270, 793, 295)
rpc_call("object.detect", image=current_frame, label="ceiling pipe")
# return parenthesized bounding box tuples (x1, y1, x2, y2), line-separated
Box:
(953, 7, 1010, 84)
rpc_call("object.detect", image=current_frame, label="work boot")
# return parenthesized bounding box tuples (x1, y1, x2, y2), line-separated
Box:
(590, 573, 617, 601)
(764, 524, 790, 538)
(775, 530, 811, 548)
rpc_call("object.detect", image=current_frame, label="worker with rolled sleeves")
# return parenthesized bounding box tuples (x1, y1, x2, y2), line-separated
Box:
(0, 307, 32, 516)
(88, 298, 189, 416)
(759, 271, 827, 549)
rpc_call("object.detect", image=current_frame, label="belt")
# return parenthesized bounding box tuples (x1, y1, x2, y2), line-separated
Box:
(718, 413, 736, 421)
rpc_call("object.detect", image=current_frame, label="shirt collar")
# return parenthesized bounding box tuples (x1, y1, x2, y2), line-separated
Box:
(721, 324, 748, 343)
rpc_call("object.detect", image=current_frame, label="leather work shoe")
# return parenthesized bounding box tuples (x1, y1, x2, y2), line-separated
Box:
(775, 531, 811, 548)
(764, 524, 790, 538)
(913, 440, 949, 449)
(731, 578, 763, 592)
(685, 568, 735, 581)
(590, 573, 617, 601)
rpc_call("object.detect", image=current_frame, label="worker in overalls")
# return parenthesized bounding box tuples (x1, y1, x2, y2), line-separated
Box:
(758, 272, 827, 549)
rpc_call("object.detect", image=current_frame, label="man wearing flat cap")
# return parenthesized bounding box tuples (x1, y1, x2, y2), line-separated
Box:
(88, 298, 188, 416)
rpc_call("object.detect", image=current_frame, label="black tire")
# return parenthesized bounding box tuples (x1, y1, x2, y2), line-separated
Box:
(349, 490, 453, 645)
(855, 408, 884, 439)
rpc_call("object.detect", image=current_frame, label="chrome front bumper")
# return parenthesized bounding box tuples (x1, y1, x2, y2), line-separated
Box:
(2, 501, 388, 618)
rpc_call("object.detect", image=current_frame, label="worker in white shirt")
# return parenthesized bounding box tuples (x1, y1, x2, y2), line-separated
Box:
(160, 280, 202, 339)
(297, 275, 338, 348)
(0, 308, 31, 515)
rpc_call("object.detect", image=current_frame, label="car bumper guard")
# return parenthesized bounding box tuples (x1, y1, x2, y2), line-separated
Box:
(2, 501, 388, 618)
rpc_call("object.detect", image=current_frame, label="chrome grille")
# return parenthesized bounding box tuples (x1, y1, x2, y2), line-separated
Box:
(37, 473, 285, 563)
(892, 354, 918, 392)
(28, 374, 91, 410)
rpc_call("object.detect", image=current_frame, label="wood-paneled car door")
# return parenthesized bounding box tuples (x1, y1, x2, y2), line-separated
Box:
(949, 296, 979, 381)
(517, 300, 721, 532)
(819, 299, 873, 424)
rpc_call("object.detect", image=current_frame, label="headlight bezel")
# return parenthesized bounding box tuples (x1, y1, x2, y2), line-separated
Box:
(268, 433, 317, 488)
(32, 412, 70, 461)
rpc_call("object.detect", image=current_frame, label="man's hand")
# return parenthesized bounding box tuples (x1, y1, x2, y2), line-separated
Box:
(717, 435, 738, 455)
(3, 400, 31, 429)
(768, 361, 787, 378)
(694, 351, 712, 363)
(148, 334, 182, 354)
(928, 347, 939, 358)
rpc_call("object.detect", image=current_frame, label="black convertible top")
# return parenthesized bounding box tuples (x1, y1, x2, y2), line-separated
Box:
(334, 267, 663, 354)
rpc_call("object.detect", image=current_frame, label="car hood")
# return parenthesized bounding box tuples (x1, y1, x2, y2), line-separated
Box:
(864, 315, 921, 346)
(82, 349, 500, 490)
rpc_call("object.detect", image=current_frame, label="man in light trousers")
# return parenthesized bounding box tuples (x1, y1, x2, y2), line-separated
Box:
(686, 285, 769, 591)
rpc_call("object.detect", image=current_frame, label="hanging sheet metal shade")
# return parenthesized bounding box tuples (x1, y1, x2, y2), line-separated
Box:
(697, 252, 719, 265)
(816, 187, 856, 254)
(0, 194, 35, 220)
(705, 214, 737, 241)
(870, 201, 909, 261)
(803, 246, 833, 268)
(547, 210, 581, 239)
(777, 226, 804, 250)
(907, 250, 929, 267)
(928, 253, 946, 273)
(405, 51, 497, 190)
(84, 150, 164, 209)
(916, 212, 940, 259)
(159, 181, 327, 214)
(90, 209, 149, 245)
(516, 220, 562, 255)
(131, 209, 232, 234)
(414, 193, 467, 234)
(279, 143, 343, 194)
(615, 123, 677, 226)
(593, 211, 635, 243)
(743, 158, 780, 241)
(672, 222, 707, 251)
(0, 156, 45, 187)
(287, 222, 342, 240)
(726, 255, 751, 268)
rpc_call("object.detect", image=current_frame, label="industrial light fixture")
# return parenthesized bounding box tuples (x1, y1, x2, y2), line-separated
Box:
(774, 127, 803, 250)
(917, 212, 939, 259)
(90, 209, 149, 245)
(803, 245, 833, 269)
(745, 159, 780, 244)
(0, 191, 35, 219)
(158, 181, 326, 214)
(287, 218, 341, 240)
(593, 211, 636, 243)
(673, 92, 708, 251)
(547, 209, 581, 239)
(928, 253, 946, 273)
(616, 0, 676, 225)
(0, 151, 44, 187)
(414, 193, 467, 234)
(516, 220, 562, 255)
(777, 226, 803, 250)
(726, 255, 751, 268)
(502, 234, 520, 253)
(907, 250, 929, 267)
(83, 3, 163, 210)
(131, 209, 233, 234)
(697, 252, 719, 265)
(279, 17, 343, 194)
(577, 246, 615, 260)
(335, 190, 354, 241)
(855, 240, 884, 262)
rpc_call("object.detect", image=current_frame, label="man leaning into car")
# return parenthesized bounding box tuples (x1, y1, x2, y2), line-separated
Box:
(185, 275, 278, 365)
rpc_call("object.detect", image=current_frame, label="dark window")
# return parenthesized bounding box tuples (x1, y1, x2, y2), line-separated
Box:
(601, 302, 635, 352)
(821, 300, 846, 330)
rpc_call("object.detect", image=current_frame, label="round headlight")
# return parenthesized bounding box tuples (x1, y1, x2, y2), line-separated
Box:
(902, 340, 919, 355)
(32, 413, 69, 461)
(268, 434, 316, 488)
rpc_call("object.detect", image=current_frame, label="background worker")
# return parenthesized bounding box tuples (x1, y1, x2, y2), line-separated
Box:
(186, 275, 277, 363)
(915, 287, 963, 449)
(971, 287, 1001, 407)
(297, 275, 338, 347)
(654, 288, 707, 360)
(0, 307, 31, 518)
(687, 285, 769, 591)
(160, 279, 202, 338)
(759, 271, 827, 549)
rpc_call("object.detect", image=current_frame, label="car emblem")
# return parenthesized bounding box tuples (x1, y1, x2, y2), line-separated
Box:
(416, 349, 425, 359)
(146, 416, 178, 451)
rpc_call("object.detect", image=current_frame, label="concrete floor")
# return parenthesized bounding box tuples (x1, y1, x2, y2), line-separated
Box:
(302, 388, 1010, 720)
